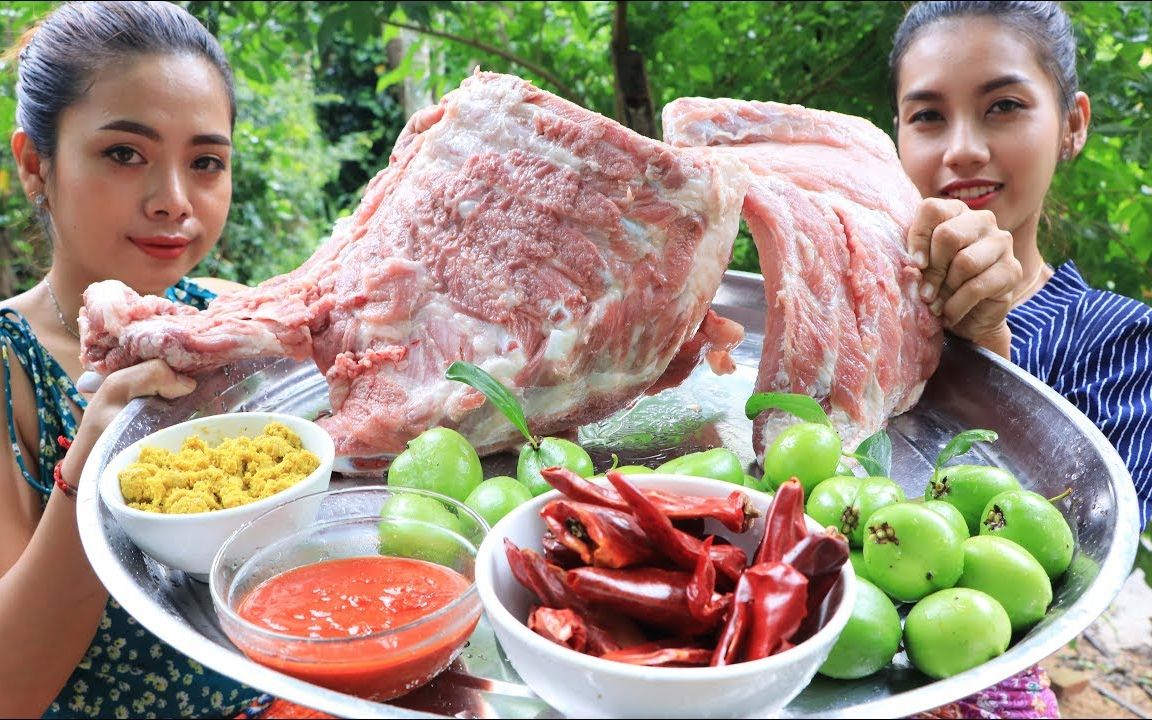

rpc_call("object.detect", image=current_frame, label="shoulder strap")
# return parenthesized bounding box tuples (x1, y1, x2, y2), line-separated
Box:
(0, 308, 87, 496)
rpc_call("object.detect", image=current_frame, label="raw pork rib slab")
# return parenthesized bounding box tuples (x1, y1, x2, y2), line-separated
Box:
(662, 98, 943, 457)
(81, 72, 750, 461)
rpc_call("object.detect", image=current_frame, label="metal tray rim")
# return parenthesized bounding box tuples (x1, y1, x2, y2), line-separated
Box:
(75, 269, 1142, 718)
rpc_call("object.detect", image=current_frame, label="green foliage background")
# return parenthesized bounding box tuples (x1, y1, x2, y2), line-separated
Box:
(0, 1, 1148, 301)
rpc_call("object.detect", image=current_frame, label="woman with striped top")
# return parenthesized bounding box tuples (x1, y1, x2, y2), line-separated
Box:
(891, 0, 1151, 533)
(889, 2, 1150, 718)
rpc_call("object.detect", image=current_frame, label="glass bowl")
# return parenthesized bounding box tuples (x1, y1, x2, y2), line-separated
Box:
(210, 485, 488, 701)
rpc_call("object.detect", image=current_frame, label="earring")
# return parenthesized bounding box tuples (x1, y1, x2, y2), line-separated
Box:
(34, 193, 45, 207)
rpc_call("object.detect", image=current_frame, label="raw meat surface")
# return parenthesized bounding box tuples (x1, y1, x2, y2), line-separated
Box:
(81, 72, 750, 461)
(662, 98, 943, 456)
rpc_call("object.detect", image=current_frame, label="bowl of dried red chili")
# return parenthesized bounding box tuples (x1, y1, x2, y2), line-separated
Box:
(210, 484, 488, 701)
(474, 470, 856, 719)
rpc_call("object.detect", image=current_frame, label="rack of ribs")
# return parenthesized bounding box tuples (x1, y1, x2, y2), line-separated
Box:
(81, 71, 751, 461)
(662, 97, 943, 459)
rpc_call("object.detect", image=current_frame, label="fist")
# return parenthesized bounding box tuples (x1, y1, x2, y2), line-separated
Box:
(907, 198, 1022, 355)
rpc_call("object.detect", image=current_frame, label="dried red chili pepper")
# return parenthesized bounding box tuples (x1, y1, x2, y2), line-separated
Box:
(685, 536, 731, 623)
(710, 560, 809, 665)
(741, 562, 809, 661)
(540, 465, 758, 532)
(506, 540, 648, 649)
(598, 639, 714, 667)
(710, 582, 750, 666)
(541, 499, 657, 568)
(503, 538, 586, 610)
(541, 529, 584, 569)
(529, 606, 590, 652)
(752, 478, 808, 565)
(528, 606, 622, 656)
(605, 471, 747, 583)
(781, 528, 850, 642)
(565, 565, 725, 634)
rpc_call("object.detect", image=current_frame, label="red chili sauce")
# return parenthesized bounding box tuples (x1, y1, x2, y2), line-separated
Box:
(235, 555, 478, 700)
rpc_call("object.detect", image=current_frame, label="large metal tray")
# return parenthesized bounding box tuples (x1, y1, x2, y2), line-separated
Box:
(76, 270, 1141, 718)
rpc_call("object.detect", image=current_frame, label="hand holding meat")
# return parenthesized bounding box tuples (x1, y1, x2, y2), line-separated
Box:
(57, 360, 198, 495)
(906, 199, 1022, 357)
(79, 360, 197, 431)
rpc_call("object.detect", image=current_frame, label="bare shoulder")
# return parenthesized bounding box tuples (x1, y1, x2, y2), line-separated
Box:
(189, 277, 248, 297)
(0, 286, 38, 315)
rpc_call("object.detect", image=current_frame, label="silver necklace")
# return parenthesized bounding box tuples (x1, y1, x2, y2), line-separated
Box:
(43, 277, 81, 340)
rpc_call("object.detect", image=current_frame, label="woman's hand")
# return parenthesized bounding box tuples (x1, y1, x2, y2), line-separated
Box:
(906, 198, 1023, 358)
(64, 360, 197, 484)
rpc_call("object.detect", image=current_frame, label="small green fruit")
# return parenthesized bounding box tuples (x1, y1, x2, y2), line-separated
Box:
(378, 492, 466, 566)
(762, 422, 843, 494)
(387, 427, 483, 502)
(924, 464, 1021, 535)
(979, 489, 1074, 580)
(956, 535, 1052, 633)
(862, 502, 964, 603)
(818, 577, 902, 679)
(655, 447, 745, 485)
(903, 588, 1012, 679)
(518, 437, 594, 496)
(464, 476, 532, 528)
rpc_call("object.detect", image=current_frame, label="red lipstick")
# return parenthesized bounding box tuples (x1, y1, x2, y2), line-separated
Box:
(132, 236, 190, 260)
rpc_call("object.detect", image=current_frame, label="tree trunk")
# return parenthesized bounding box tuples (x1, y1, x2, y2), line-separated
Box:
(387, 28, 435, 118)
(611, 1, 657, 139)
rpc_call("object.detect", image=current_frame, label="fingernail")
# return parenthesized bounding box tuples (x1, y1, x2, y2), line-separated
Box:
(76, 371, 106, 394)
(921, 284, 935, 302)
(178, 376, 197, 390)
(930, 298, 944, 316)
(912, 251, 927, 269)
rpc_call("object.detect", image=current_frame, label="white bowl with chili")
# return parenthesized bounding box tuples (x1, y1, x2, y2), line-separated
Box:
(474, 471, 856, 719)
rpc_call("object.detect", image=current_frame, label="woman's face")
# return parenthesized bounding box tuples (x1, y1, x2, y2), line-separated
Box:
(46, 53, 232, 295)
(895, 17, 1066, 241)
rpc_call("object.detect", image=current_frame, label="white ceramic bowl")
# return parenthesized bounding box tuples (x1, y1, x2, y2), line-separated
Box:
(475, 473, 856, 719)
(100, 411, 335, 581)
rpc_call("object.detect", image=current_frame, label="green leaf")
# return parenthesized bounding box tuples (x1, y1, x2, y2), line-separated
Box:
(316, 7, 352, 54)
(1136, 527, 1152, 588)
(850, 430, 892, 477)
(933, 429, 999, 472)
(744, 392, 832, 426)
(445, 361, 535, 446)
(688, 63, 714, 84)
(376, 49, 414, 93)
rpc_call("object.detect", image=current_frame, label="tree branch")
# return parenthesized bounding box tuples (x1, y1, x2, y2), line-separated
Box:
(381, 19, 584, 105)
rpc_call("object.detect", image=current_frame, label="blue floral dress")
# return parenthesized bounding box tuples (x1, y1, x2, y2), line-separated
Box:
(1, 279, 262, 719)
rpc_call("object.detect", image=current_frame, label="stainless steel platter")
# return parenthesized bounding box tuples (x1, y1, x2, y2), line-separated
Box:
(76, 269, 1141, 718)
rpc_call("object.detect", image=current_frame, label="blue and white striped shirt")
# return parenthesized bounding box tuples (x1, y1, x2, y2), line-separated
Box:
(1007, 261, 1152, 531)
